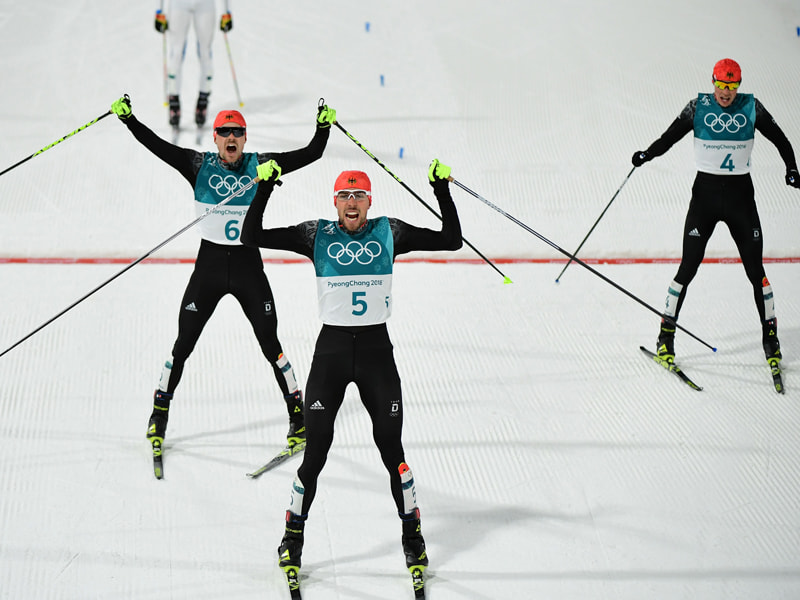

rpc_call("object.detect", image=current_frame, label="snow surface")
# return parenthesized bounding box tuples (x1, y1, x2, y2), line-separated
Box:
(1, 1, 800, 599)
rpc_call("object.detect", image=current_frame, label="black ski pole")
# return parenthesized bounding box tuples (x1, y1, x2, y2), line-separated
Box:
(0, 111, 113, 178)
(0, 176, 276, 359)
(448, 176, 716, 352)
(555, 166, 636, 283)
(333, 120, 512, 284)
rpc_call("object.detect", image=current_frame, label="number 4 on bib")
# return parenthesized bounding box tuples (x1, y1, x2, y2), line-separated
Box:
(720, 153, 735, 172)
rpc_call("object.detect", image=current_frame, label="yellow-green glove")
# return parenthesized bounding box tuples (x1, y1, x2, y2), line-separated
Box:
(111, 95, 132, 121)
(428, 159, 451, 183)
(256, 159, 282, 184)
(219, 12, 232, 32)
(317, 104, 336, 128)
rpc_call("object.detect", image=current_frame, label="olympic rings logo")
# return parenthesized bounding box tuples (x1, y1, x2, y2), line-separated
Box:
(208, 174, 253, 197)
(704, 112, 747, 134)
(327, 240, 382, 265)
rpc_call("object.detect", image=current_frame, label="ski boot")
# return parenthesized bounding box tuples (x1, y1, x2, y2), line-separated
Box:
(763, 318, 781, 363)
(168, 95, 180, 127)
(195, 92, 210, 127)
(146, 390, 172, 443)
(147, 390, 171, 477)
(284, 391, 306, 448)
(401, 509, 428, 598)
(278, 511, 306, 568)
(278, 511, 306, 597)
(656, 318, 676, 364)
(763, 318, 783, 393)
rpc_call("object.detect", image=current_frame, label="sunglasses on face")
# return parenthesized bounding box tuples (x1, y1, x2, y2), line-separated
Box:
(713, 79, 740, 91)
(215, 126, 246, 138)
(336, 191, 369, 201)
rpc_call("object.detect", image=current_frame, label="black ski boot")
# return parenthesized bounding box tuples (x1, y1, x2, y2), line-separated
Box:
(656, 318, 676, 364)
(763, 318, 784, 393)
(146, 390, 172, 444)
(278, 511, 305, 597)
(195, 92, 210, 127)
(401, 510, 428, 598)
(763, 318, 781, 362)
(401, 513, 428, 570)
(284, 391, 305, 448)
(763, 317, 782, 374)
(168, 95, 180, 127)
(278, 511, 306, 569)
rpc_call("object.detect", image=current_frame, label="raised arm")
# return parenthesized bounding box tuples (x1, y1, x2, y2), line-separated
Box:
(240, 160, 316, 258)
(392, 159, 463, 256)
(256, 104, 336, 176)
(111, 95, 200, 185)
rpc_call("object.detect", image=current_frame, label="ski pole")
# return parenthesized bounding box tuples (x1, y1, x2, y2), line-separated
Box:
(162, 32, 168, 106)
(0, 176, 277, 359)
(555, 166, 636, 283)
(333, 120, 512, 284)
(223, 32, 243, 107)
(0, 111, 113, 178)
(448, 177, 717, 352)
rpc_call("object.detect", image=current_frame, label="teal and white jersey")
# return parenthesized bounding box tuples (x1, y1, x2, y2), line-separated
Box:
(313, 217, 394, 326)
(193, 152, 259, 244)
(693, 93, 756, 175)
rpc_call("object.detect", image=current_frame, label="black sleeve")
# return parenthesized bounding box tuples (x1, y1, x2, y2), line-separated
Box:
(755, 98, 798, 171)
(391, 180, 463, 257)
(256, 125, 331, 176)
(240, 179, 316, 259)
(644, 99, 696, 158)
(123, 115, 202, 186)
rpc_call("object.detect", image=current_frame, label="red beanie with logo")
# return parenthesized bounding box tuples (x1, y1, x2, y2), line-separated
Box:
(712, 58, 741, 83)
(213, 110, 246, 129)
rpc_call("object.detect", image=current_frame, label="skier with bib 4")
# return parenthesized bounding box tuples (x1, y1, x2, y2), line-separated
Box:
(631, 58, 800, 392)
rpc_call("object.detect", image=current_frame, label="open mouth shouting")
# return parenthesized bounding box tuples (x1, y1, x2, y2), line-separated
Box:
(343, 208, 362, 224)
(223, 139, 240, 158)
(213, 123, 246, 163)
(335, 190, 370, 232)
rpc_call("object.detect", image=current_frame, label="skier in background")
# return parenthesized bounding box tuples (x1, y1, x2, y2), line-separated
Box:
(241, 159, 462, 596)
(155, 0, 233, 128)
(631, 58, 800, 389)
(109, 94, 337, 467)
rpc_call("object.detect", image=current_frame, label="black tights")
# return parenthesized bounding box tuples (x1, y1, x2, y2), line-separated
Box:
(297, 324, 407, 514)
(670, 173, 768, 323)
(163, 240, 288, 394)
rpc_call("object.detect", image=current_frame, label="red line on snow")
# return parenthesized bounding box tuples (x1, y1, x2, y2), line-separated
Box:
(1, 257, 799, 265)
